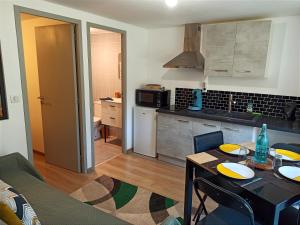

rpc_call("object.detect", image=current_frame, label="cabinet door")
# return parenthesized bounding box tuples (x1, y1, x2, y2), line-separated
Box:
(268, 129, 300, 146)
(221, 122, 256, 144)
(157, 114, 193, 160)
(203, 23, 236, 77)
(233, 21, 271, 78)
(192, 119, 221, 136)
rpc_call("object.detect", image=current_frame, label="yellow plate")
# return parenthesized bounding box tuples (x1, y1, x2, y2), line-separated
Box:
(219, 144, 241, 155)
(278, 166, 300, 182)
(217, 163, 255, 180)
(270, 149, 300, 161)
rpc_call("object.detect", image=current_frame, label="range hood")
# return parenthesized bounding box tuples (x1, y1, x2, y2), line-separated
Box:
(163, 23, 204, 70)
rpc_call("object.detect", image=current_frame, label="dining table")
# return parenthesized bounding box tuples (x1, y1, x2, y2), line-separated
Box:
(183, 142, 300, 225)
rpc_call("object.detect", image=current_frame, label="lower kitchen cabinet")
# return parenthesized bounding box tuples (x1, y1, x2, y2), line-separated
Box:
(221, 122, 257, 144)
(157, 114, 193, 160)
(156, 112, 300, 166)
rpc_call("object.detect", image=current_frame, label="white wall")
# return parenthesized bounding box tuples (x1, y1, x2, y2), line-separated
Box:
(0, 0, 148, 169)
(146, 16, 300, 102)
(91, 32, 122, 100)
(146, 26, 206, 104)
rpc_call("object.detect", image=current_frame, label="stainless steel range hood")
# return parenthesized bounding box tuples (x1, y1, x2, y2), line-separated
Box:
(163, 23, 204, 70)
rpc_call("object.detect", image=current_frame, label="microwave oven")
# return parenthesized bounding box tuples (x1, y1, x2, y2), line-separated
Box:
(135, 89, 171, 108)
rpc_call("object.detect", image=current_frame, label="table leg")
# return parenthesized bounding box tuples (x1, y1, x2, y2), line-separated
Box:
(104, 125, 107, 143)
(269, 206, 280, 225)
(184, 160, 194, 225)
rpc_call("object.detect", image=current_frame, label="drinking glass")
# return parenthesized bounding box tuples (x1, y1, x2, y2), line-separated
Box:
(272, 154, 282, 171)
(269, 148, 276, 158)
(238, 146, 248, 164)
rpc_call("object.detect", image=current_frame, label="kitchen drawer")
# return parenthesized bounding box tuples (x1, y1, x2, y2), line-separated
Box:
(102, 113, 122, 128)
(192, 119, 221, 136)
(221, 122, 256, 144)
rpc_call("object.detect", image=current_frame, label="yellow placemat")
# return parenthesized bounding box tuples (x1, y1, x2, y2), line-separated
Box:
(294, 176, 300, 182)
(217, 164, 246, 179)
(219, 144, 240, 153)
(276, 149, 300, 161)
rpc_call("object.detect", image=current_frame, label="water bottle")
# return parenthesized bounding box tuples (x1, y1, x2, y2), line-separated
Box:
(254, 124, 269, 163)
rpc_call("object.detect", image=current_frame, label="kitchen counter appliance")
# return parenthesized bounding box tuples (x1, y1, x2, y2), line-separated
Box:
(136, 89, 170, 108)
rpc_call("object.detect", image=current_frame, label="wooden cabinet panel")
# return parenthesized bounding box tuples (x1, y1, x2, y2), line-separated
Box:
(101, 101, 122, 128)
(157, 114, 193, 160)
(192, 119, 221, 136)
(221, 122, 256, 144)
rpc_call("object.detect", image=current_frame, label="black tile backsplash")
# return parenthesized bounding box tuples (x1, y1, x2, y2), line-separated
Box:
(175, 88, 300, 120)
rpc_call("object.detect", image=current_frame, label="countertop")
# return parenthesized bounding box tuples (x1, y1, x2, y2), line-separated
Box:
(157, 106, 300, 134)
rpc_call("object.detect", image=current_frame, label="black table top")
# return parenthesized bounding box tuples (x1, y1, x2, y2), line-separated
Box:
(157, 106, 300, 134)
(198, 149, 300, 207)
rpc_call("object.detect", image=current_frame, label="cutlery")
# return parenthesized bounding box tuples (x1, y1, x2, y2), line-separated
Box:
(241, 177, 262, 187)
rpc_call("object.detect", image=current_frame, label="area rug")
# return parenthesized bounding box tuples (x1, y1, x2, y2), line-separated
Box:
(71, 175, 194, 225)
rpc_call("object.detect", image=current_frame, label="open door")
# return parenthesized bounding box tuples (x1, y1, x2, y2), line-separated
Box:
(35, 24, 81, 172)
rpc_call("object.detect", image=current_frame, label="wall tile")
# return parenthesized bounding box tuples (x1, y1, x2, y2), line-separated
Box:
(175, 88, 300, 120)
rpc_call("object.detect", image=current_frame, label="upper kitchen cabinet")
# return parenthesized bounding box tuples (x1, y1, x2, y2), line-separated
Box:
(202, 23, 236, 77)
(233, 21, 271, 77)
(202, 20, 271, 78)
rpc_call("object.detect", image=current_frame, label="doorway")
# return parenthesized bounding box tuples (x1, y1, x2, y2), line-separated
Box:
(16, 11, 84, 172)
(87, 24, 127, 167)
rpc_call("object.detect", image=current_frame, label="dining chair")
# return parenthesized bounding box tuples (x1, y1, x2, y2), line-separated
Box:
(279, 206, 300, 225)
(193, 131, 224, 222)
(271, 143, 300, 154)
(194, 177, 259, 225)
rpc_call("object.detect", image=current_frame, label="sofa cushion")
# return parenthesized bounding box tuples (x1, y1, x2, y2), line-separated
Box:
(0, 171, 130, 225)
(0, 180, 40, 225)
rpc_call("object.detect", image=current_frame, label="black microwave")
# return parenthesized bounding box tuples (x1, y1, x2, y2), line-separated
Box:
(136, 89, 171, 108)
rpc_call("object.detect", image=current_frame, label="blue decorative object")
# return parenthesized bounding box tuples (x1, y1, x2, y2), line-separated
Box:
(254, 124, 269, 163)
(188, 89, 202, 111)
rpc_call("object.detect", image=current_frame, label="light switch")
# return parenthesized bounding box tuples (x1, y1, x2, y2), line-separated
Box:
(10, 96, 20, 103)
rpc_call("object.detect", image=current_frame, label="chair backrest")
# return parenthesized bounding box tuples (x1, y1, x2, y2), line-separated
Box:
(194, 177, 255, 225)
(272, 143, 300, 154)
(194, 131, 224, 153)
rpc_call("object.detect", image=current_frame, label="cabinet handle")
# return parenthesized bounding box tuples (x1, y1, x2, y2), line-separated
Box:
(110, 117, 116, 120)
(223, 127, 239, 132)
(203, 123, 217, 128)
(236, 70, 251, 73)
(214, 69, 228, 72)
(177, 119, 189, 123)
(109, 105, 116, 108)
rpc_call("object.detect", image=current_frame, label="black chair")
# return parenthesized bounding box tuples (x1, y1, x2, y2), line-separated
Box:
(272, 143, 300, 154)
(193, 131, 224, 222)
(194, 177, 259, 225)
(279, 206, 300, 225)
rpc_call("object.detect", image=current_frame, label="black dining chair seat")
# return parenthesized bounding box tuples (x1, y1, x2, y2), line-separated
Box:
(196, 206, 262, 225)
(272, 143, 300, 154)
(279, 206, 300, 225)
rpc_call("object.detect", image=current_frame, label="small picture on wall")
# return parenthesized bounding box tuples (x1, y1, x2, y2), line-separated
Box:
(0, 43, 8, 120)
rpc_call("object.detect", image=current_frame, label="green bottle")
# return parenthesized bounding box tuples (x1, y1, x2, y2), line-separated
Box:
(254, 124, 269, 163)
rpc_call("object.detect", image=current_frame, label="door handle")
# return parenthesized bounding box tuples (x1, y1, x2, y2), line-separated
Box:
(110, 117, 116, 120)
(37, 96, 45, 100)
(109, 105, 116, 108)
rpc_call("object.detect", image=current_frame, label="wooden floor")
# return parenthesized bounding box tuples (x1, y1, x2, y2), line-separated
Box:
(94, 138, 122, 166)
(33, 152, 186, 201)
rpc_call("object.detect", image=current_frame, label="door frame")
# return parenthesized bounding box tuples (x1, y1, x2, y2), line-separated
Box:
(14, 6, 88, 172)
(86, 22, 127, 169)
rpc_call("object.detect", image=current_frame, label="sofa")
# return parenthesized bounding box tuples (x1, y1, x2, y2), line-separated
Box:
(0, 152, 130, 225)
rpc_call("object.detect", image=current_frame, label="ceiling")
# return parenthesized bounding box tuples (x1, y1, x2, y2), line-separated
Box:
(46, 0, 300, 28)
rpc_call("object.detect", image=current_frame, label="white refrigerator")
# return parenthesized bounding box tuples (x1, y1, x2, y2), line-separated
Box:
(134, 106, 157, 157)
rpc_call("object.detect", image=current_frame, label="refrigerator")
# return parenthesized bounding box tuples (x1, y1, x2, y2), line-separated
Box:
(134, 106, 157, 157)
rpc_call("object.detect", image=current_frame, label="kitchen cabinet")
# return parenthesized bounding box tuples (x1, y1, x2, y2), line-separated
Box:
(233, 21, 271, 78)
(221, 122, 257, 144)
(202, 20, 271, 78)
(268, 129, 300, 146)
(192, 119, 221, 136)
(157, 114, 193, 160)
(202, 23, 236, 77)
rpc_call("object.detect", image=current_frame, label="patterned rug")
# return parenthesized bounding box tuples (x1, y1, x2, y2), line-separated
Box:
(71, 175, 194, 225)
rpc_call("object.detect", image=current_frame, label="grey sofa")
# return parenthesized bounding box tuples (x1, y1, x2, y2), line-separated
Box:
(0, 152, 130, 225)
